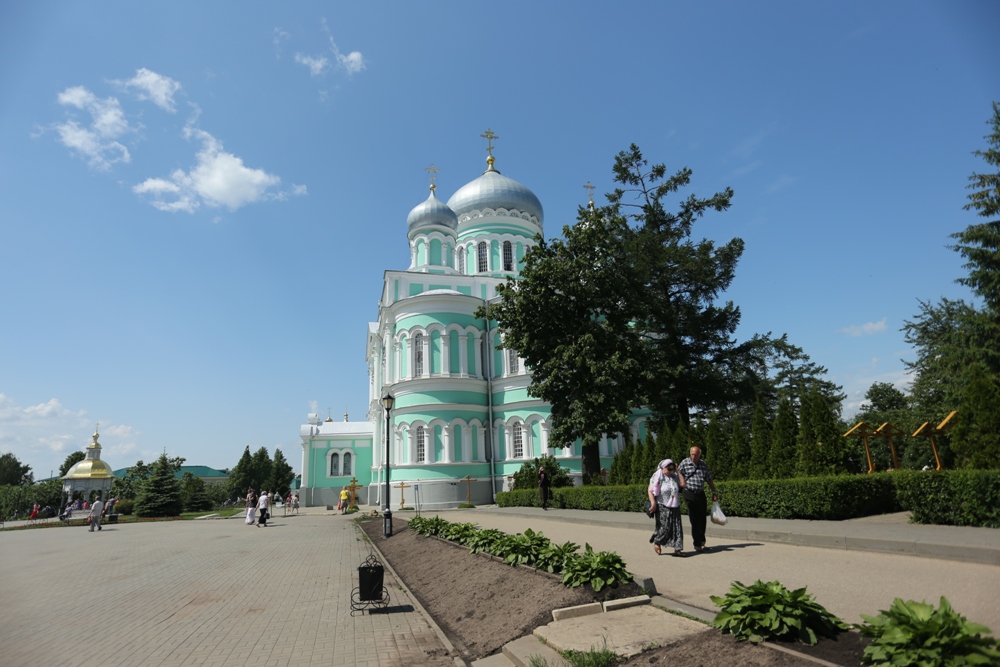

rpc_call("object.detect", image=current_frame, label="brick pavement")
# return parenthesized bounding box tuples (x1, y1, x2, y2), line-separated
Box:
(0, 514, 455, 667)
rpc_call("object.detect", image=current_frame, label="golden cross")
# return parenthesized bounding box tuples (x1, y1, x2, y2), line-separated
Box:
(393, 481, 412, 510)
(425, 163, 440, 191)
(345, 477, 363, 509)
(480, 128, 499, 157)
(461, 475, 478, 506)
(583, 181, 595, 201)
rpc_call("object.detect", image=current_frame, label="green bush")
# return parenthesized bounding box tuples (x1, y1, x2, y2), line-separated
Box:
(115, 499, 134, 515)
(561, 544, 632, 593)
(894, 469, 1000, 528)
(711, 580, 848, 645)
(535, 540, 581, 574)
(858, 596, 1000, 665)
(512, 454, 574, 491)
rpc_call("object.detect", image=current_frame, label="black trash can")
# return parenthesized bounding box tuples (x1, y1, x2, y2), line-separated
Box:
(358, 562, 384, 602)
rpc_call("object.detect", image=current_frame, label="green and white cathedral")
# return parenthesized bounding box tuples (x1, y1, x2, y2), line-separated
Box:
(298, 146, 651, 509)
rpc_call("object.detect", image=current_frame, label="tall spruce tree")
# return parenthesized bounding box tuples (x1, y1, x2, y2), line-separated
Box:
(703, 413, 730, 479)
(769, 397, 799, 478)
(749, 402, 772, 479)
(642, 430, 659, 481)
(228, 446, 254, 498)
(672, 418, 690, 464)
(951, 364, 1000, 469)
(134, 453, 183, 517)
(270, 449, 295, 496)
(728, 420, 751, 480)
(630, 435, 647, 484)
(250, 447, 273, 492)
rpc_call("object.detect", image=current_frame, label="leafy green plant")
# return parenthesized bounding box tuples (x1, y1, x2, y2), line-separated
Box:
(710, 580, 847, 645)
(561, 641, 624, 667)
(408, 515, 449, 536)
(561, 544, 631, 593)
(535, 540, 580, 574)
(441, 522, 479, 545)
(858, 596, 1000, 666)
(466, 528, 505, 555)
(500, 528, 551, 567)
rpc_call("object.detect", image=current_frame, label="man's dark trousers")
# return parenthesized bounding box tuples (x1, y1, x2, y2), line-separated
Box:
(683, 488, 707, 548)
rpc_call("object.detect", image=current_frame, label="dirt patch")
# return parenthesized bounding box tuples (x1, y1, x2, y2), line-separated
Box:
(358, 517, 865, 667)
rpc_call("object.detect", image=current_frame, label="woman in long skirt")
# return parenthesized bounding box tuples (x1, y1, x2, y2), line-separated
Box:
(245, 489, 257, 526)
(648, 459, 686, 556)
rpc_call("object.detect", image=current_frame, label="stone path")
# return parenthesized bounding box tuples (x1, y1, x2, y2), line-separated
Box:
(0, 514, 455, 667)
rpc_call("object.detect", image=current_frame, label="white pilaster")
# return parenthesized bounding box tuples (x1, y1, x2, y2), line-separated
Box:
(459, 333, 469, 377)
(476, 426, 486, 462)
(541, 421, 552, 457)
(462, 426, 472, 462)
(301, 441, 311, 488)
(442, 334, 451, 376)
(473, 333, 484, 379)
(503, 425, 514, 461)
(442, 426, 452, 463)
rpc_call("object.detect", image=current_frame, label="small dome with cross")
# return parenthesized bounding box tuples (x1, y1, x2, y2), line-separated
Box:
(406, 187, 458, 234)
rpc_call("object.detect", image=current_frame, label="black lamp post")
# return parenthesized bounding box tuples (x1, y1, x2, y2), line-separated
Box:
(380, 391, 394, 538)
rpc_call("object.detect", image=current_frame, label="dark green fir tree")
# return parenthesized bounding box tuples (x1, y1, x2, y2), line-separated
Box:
(749, 402, 772, 479)
(769, 397, 799, 478)
(134, 453, 184, 517)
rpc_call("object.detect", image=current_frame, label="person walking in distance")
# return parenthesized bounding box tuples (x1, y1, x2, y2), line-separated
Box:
(88, 495, 104, 532)
(648, 459, 685, 556)
(538, 466, 550, 510)
(257, 490, 270, 527)
(676, 447, 719, 552)
(245, 488, 257, 526)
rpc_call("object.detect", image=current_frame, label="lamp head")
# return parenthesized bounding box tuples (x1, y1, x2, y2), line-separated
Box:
(381, 392, 395, 411)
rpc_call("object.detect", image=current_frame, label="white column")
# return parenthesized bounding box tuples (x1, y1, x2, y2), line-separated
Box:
(422, 336, 430, 378)
(473, 333, 484, 379)
(525, 426, 534, 459)
(407, 428, 416, 465)
(503, 425, 513, 461)
(541, 421, 552, 457)
(409, 243, 417, 269)
(442, 426, 452, 463)
(409, 337, 417, 378)
(301, 441, 311, 488)
(442, 333, 451, 376)
(459, 333, 469, 377)
(462, 426, 472, 462)
(476, 426, 486, 462)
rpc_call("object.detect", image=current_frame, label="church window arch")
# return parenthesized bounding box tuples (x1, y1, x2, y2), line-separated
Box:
(512, 423, 524, 459)
(330, 452, 340, 476)
(503, 241, 513, 271)
(343, 451, 352, 476)
(477, 241, 488, 273)
(458, 248, 465, 274)
(416, 426, 426, 463)
(414, 333, 424, 376)
(507, 348, 518, 375)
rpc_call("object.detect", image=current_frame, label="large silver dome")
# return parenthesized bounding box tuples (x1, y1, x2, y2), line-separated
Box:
(447, 169, 543, 225)
(406, 189, 458, 233)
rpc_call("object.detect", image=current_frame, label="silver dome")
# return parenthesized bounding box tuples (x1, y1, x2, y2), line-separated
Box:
(447, 169, 543, 226)
(406, 189, 458, 233)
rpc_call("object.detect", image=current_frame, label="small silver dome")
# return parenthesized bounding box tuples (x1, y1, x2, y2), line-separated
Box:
(407, 189, 458, 233)
(447, 169, 543, 225)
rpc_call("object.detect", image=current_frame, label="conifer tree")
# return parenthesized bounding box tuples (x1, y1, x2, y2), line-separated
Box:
(951, 364, 1000, 469)
(227, 446, 254, 498)
(728, 420, 750, 480)
(134, 453, 184, 517)
(642, 430, 659, 480)
(796, 387, 820, 476)
(768, 397, 799, 478)
(704, 413, 730, 479)
(808, 387, 849, 474)
(749, 402, 772, 479)
(672, 418, 690, 464)
(250, 446, 273, 492)
(630, 434, 647, 484)
(616, 437, 634, 484)
(269, 449, 295, 496)
(654, 425, 672, 465)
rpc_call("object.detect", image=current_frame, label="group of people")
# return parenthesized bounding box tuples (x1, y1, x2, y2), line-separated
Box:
(647, 446, 718, 557)
(244, 489, 298, 527)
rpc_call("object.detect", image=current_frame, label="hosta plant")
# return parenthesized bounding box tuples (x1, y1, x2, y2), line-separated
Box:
(500, 528, 551, 567)
(561, 544, 631, 593)
(534, 540, 580, 574)
(710, 580, 847, 645)
(858, 596, 1000, 666)
(410, 515, 449, 537)
(466, 528, 505, 555)
(441, 522, 480, 546)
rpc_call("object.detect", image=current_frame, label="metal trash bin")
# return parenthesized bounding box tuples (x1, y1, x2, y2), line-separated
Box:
(358, 562, 384, 602)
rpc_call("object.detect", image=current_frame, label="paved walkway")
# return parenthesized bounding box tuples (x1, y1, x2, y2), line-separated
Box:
(0, 513, 455, 667)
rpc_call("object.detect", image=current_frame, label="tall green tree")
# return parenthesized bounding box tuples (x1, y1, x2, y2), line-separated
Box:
(951, 364, 1000, 469)
(749, 402, 772, 479)
(59, 451, 86, 477)
(228, 446, 254, 498)
(134, 453, 183, 517)
(728, 420, 751, 480)
(111, 460, 150, 500)
(250, 447, 273, 491)
(703, 412, 730, 479)
(0, 452, 32, 486)
(672, 418, 691, 465)
(269, 448, 295, 496)
(769, 397, 799, 478)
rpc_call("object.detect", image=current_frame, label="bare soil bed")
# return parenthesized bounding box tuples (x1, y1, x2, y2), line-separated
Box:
(358, 517, 867, 666)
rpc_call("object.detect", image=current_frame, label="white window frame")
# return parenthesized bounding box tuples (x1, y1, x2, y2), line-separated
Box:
(507, 348, 518, 375)
(330, 452, 340, 476)
(477, 241, 488, 273)
(503, 241, 513, 271)
(416, 426, 426, 463)
(513, 423, 523, 459)
(414, 333, 424, 376)
(458, 249, 465, 274)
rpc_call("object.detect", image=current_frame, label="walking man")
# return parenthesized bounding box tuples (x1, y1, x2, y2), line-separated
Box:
(88, 495, 104, 532)
(676, 447, 718, 552)
(538, 466, 550, 510)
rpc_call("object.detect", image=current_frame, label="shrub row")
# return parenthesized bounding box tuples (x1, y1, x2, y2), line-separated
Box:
(497, 470, 1000, 526)
(406, 515, 632, 593)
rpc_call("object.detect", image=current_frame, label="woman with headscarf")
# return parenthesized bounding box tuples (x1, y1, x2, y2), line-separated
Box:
(648, 459, 686, 556)
(245, 488, 257, 526)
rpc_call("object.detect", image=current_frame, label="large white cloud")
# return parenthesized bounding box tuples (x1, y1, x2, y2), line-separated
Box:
(134, 126, 281, 213)
(120, 68, 181, 112)
(54, 85, 132, 169)
(295, 53, 330, 77)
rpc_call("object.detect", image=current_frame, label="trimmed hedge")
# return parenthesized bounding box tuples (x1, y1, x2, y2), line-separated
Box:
(496, 470, 1000, 526)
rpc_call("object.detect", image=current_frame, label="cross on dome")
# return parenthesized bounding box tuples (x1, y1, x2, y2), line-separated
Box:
(425, 163, 440, 191)
(584, 181, 596, 209)
(480, 128, 499, 172)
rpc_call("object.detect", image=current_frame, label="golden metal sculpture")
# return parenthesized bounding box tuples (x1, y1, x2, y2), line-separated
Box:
(873, 422, 906, 470)
(345, 477, 363, 510)
(425, 163, 440, 191)
(481, 128, 499, 171)
(393, 481, 412, 510)
(912, 411, 956, 472)
(460, 475, 478, 506)
(844, 422, 877, 474)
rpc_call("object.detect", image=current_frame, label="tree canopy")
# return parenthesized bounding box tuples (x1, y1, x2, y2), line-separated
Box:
(134, 453, 184, 517)
(59, 451, 86, 477)
(0, 452, 32, 486)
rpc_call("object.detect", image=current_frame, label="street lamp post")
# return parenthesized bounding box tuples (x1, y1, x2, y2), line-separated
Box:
(380, 392, 395, 538)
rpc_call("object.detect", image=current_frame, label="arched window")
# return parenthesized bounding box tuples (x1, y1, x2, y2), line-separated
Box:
(416, 426, 426, 463)
(458, 248, 465, 274)
(507, 348, 518, 375)
(503, 240, 513, 271)
(477, 241, 488, 273)
(330, 452, 340, 476)
(343, 451, 352, 476)
(414, 333, 424, 376)
(513, 423, 524, 458)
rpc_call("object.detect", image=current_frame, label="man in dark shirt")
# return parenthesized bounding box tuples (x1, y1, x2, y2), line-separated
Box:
(538, 466, 550, 510)
(676, 446, 718, 552)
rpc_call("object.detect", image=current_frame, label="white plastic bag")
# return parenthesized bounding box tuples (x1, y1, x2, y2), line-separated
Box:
(710, 500, 728, 526)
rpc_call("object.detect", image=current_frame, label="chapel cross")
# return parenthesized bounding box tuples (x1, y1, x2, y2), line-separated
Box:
(425, 163, 440, 191)
(345, 477, 363, 509)
(393, 481, 412, 510)
(583, 181, 595, 201)
(480, 128, 499, 157)
(460, 475, 478, 506)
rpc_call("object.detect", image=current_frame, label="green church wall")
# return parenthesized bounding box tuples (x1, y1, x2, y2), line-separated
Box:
(430, 330, 442, 373)
(428, 284, 451, 291)
(416, 239, 426, 266)
(434, 425, 443, 461)
(449, 330, 460, 371)
(395, 313, 481, 330)
(430, 238, 442, 266)
(457, 286, 472, 296)
(409, 283, 424, 296)
(458, 224, 537, 239)
(490, 240, 500, 272)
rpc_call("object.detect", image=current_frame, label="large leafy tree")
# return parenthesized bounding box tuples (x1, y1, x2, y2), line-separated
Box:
(484, 145, 785, 480)
(59, 451, 86, 477)
(0, 452, 32, 486)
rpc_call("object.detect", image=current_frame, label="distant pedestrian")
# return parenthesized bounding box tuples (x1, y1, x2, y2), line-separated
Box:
(89, 496, 105, 532)
(339, 488, 349, 514)
(292, 493, 299, 514)
(648, 459, 685, 556)
(538, 466, 550, 510)
(245, 488, 257, 526)
(676, 447, 719, 553)
(257, 490, 270, 526)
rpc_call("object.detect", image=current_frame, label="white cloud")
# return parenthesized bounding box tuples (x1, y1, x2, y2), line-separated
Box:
(295, 53, 331, 77)
(54, 86, 132, 169)
(292, 184, 308, 196)
(120, 68, 181, 113)
(133, 125, 281, 213)
(335, 47, 365, 75)
(840, 318, 888, 337)
(273, 27, 290, 59)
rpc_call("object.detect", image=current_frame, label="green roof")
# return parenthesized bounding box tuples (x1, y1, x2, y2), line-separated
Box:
(111, 465, 229, 479)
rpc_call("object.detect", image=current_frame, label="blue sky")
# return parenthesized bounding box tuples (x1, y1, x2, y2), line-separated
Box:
(1, 2, 998, 479)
